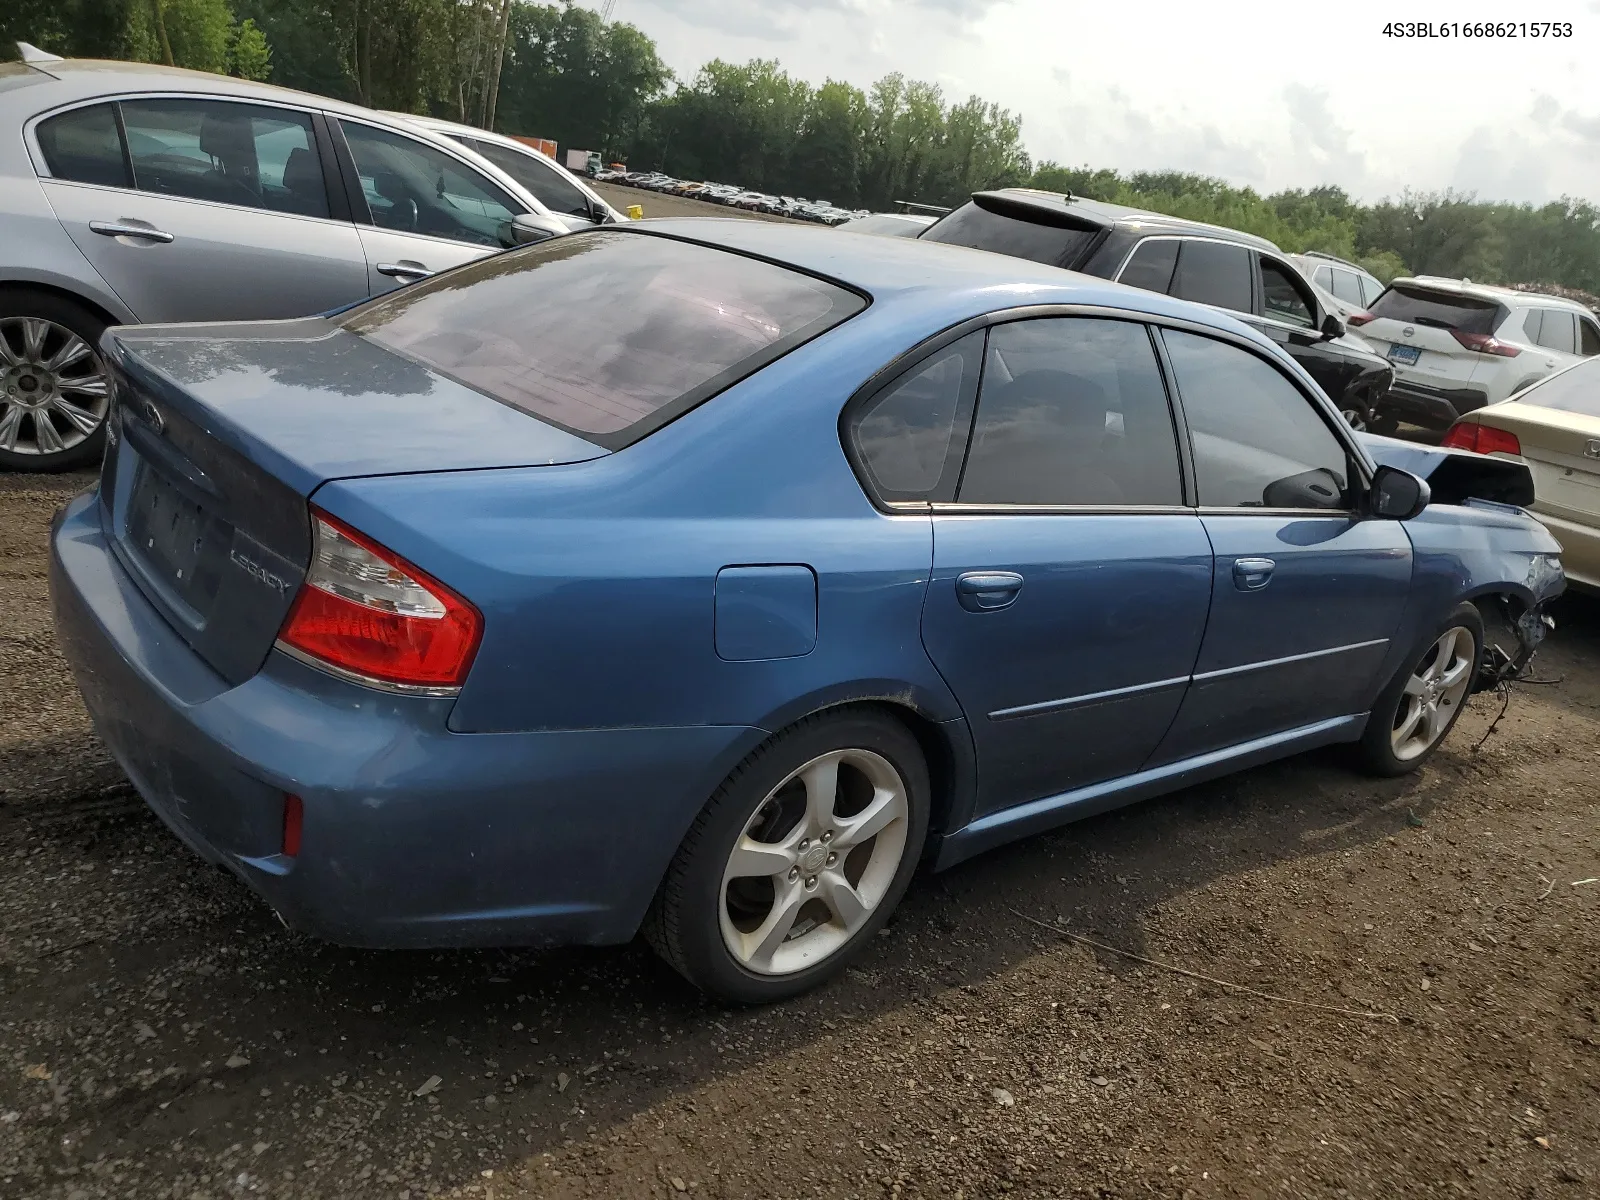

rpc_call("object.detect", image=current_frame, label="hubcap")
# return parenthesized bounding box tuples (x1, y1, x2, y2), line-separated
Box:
(0, 316, 110, 457)
(1391, 626, 1476, 761)
(720, 748, 909, 976)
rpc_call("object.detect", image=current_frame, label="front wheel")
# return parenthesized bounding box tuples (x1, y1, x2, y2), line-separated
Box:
(1356, 603, 1483, 776)
(645, 709, 930, 1003)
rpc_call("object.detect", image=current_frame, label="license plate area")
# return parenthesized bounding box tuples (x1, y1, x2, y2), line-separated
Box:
(1387, 343, 1421, 366)
(126, 465, 223, 616)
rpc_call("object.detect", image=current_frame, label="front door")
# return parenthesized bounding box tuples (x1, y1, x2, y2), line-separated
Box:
(1150, 328, 1413, 762)
(918, 317, 1214, 815)
(36, 98, 368, 323)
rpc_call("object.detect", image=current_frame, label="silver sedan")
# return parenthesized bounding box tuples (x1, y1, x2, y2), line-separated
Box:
(0, 48, 584, 470)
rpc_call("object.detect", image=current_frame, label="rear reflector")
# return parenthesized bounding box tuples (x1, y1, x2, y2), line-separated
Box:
(1441, 423, 1522, 457)
(277, 509, 482, 693)
(282, 794, 303, 857)
(1450, 329, 1521, 357)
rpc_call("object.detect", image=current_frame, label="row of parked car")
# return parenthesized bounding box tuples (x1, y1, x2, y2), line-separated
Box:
(597, 170, 868, 226)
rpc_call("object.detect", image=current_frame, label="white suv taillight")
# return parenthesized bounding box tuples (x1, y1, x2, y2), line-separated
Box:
(276, 509, 481, 693)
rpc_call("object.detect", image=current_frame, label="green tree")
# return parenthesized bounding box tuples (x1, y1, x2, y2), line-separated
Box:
(227, 16, 271, 79)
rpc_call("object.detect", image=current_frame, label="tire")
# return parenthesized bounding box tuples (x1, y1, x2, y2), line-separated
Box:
(644, 708, 930, 1004)
(1356, 602, 1483, 777)
(0, 289, 110, 473)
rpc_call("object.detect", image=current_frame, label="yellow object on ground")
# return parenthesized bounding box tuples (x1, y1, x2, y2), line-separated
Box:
(627, 204, 644, 220)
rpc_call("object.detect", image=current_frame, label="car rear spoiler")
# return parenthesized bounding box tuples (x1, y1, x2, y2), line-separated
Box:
(1357, 432, 1535, 508)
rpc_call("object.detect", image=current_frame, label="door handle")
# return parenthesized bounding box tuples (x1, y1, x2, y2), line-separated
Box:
(1232, 557, 1275, 591)
(376, 261, 434, 280)
(89, 220, 174, 243)
(956, 570, 1024, 612)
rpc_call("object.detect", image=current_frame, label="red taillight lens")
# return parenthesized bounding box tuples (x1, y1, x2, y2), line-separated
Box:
(1346, 311, 1374, 327)
(1450, 329, 1521, 357)
(1441, 423, 1522, 456)
(282, 794, 303, 857)
(277, 509, 482, 691)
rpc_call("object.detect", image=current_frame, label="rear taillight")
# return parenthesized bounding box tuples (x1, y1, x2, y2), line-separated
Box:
(1346, 311, 1374, 327)
(1450, 329, 1521, 357)
(276, 509, 482, 692)
(1441, 423, 1522, 456)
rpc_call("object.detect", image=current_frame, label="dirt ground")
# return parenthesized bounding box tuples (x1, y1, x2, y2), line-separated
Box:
(1, 468, 1596, 1200)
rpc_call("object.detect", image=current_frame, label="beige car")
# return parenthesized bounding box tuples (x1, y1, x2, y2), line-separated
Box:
(1443, 356, 1600, 591)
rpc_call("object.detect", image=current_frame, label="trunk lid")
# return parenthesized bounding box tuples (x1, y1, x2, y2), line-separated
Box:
(98, 318, 605, 686)
(1360, 283, 1507, 389)
(1478, 402, 1600, 526)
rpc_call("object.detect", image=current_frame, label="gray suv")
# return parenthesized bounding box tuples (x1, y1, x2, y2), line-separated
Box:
(0, 53, 572, 470)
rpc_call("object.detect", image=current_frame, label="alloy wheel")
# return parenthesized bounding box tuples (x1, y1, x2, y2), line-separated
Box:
(1391, 626, 1476, 761)
(0, 316, 110, 458)
(719, 747, 910, 976)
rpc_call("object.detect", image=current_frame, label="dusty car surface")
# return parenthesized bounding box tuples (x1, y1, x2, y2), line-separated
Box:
(50, 221, 1563, 1003)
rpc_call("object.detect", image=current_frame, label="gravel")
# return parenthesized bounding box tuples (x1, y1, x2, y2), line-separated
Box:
(2, 469, 1596, 1199)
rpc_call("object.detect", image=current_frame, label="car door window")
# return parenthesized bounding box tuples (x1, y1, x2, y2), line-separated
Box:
(1118, 239, 1178, 293)
(119, 99, 330, 218)
(1169, 240, 1252, 313)
(1533, 309, 1576, 354)
(1580, 319, 1600, 357)
(468, 138, 596, 220)
(340, 120, 519, 247)
(849, 330, 984, 503)
(1163, 329, 1351, 510)
(958, 318, 1183, 507)
(1312, 265, 1333, 291)
(1259, 258, 1316, 328)
(1357, 274, 1384, 307)
(36, 103, 131, 188)
(1330, 269, 1363, 305)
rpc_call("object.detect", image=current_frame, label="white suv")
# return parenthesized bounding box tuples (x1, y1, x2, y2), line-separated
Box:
(1291, 252, 1385, 321)
(1357, 277, 1600, 433)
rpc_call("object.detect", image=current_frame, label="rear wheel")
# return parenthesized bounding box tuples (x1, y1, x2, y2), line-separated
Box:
(645, 709, 929, 1003)
(1357, 603, 1482, 776)
(0, 290, 111, 472)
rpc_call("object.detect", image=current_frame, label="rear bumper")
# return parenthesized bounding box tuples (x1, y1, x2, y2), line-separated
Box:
(49, 491, 760, 949)
(1377, 381, 1489, 430)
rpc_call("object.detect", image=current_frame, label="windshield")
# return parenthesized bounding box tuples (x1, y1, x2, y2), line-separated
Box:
(1512, 357, 1600, 418)
(1369, 285, 1502, 335)
(341, 231, 864, 448)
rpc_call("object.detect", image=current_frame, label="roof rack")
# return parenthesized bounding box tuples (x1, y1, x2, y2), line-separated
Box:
(1299, 250, 1362, 269)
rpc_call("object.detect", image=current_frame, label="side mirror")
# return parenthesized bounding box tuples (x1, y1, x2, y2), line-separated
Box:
(1369, 464, 1430, 520)
(510, 212, 570, 245)
(1320, 311, 1346, 340)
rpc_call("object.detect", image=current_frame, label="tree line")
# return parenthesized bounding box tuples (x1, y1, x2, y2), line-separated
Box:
(7, 0, 1600, 296)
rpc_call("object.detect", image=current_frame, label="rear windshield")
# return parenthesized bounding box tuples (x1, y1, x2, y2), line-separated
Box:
(1513, 357, 1600, 418)
(919, 200, 1101, 268)
(342, 230, 863, 448)
(1369, 285, 1502, 335)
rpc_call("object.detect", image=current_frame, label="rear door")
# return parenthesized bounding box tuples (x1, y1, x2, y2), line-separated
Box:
(35, 97, 368, 323)
(334, 118, 525, 292)
(915, 316, 1214, 815)
(1359, 283, 1505, 391)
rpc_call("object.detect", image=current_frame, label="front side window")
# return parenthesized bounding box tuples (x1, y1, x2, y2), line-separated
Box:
(120, 99, 329, 218)
(343, 230, 863, 448)
(1163, 329, 1351, 510)
(1118, 239, 1179, 294)
(958, 318, 1183, 507)
(1260, 258, 1315, 328)
(1169, 240, 1253, 314)
(1581, 319, 1600, 357)
(468, 138, 595, 220)
(340, 120, 520, 247)
(1357, 273, 1384, 307)
(850, 331, 983, 503)
(1330, 269, 1363, 305)
(1312, 265, 1333, 290)
(36, 103, 130, 188)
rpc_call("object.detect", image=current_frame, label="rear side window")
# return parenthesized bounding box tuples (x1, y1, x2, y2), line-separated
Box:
(1312, 265, 1333, 290)
(1532, 309, 1576, 354)
(1514, 357, 1600, 416)
(920, 200, 1100, 268)
(1330, 269, 1363, 305)
(850, 331, 984, 503)
(1118, 240, 1179, 293)
(959, 318, 1183, 507)
(1169, 240, 1253, 313)
(343, 230, 864, 448)
(1368, 285, 1501, 335)
(36, 103, 130, 188)
(1357, 274, 1384, 307)
(1163, 329, 1350, 510)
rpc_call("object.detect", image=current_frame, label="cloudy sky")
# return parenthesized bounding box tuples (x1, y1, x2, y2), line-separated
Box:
(597, 0, 1600, 206)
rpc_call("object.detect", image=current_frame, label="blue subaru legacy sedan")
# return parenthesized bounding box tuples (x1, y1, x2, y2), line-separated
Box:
(51, 220, 1563, 1002)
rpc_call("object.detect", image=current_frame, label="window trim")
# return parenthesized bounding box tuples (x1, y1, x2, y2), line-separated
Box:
(28, 91, 345, 227)
(839, 303, 1368, 516)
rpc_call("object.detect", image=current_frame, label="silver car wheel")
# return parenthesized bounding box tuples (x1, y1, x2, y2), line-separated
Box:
(0, 316, 110, 457)
(1391, 626, 1476, 761)
(719, 747, 910, 977)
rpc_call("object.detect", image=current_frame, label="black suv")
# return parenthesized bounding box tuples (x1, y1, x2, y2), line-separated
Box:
(920, 190, 1395, 429)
